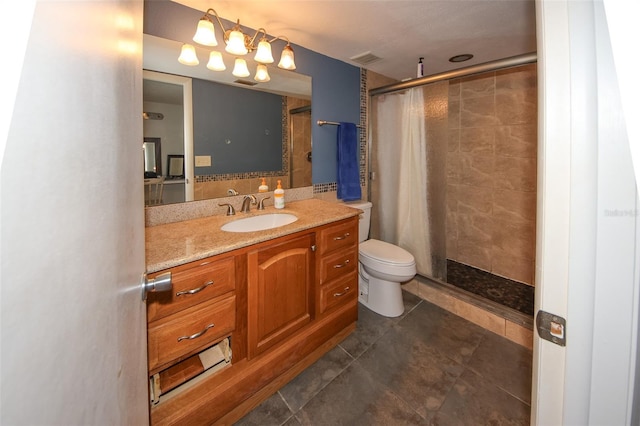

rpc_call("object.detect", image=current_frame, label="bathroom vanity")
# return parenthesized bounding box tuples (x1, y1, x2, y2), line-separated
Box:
(145, 199, 360, 425)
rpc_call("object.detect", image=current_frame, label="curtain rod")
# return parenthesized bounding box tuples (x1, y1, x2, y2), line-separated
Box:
(369, 52, 537, 97)
(317, 120, 364, 129)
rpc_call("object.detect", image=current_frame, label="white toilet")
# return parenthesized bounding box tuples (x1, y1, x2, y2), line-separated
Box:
(347, 201, 416, 317)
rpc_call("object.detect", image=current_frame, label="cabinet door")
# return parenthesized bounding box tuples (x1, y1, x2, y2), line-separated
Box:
(247, 233, 314, 358)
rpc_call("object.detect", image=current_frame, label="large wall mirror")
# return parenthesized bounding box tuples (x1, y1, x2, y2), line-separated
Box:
(143, 34, 312, 206)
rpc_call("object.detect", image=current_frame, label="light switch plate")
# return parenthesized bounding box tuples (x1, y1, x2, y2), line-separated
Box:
(195, 155, 211, 167)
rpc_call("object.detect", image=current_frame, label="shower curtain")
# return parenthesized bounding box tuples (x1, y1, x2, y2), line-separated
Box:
(370, 82, 448, 280)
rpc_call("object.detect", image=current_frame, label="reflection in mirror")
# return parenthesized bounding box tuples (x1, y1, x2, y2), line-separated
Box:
(144, 177, 165, 206)
(143, 34, 311, 206)
(289, 105, 312, 188)
(167, 155, 185, 179)
(143, 71, 192, 205)
(143, 137, 161, 177)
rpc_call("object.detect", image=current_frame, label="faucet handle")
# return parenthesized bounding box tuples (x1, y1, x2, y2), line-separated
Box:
(257, 196, 271, 210)
(218, 203, 236, 216)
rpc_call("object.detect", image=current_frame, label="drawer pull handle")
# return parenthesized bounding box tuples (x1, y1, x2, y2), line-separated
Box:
(333, 233, 350, 241)
(176, 280, 214, 296)
(334, 287, 351, 297)
(333, 259, 350, 269)
(177, 323, 215, 342)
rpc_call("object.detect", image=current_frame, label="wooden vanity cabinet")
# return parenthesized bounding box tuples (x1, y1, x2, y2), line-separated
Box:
(146, 216, 358, 426)
(247, 232, 315, 358)
(147, 254, 238, 375)
(317, 218, 359, 316)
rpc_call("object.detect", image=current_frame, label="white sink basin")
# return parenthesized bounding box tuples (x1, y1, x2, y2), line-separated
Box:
(221, 213, 298, 232)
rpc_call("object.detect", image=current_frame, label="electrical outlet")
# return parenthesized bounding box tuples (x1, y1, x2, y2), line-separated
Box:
(195, 155, 211, 167)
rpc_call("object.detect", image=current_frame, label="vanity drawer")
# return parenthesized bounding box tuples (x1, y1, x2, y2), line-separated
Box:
(147, 256, 235, 323)
(318, 220, 358, 255)
(319, 247, 358, 284)
(148, 295, 236, 374)
(319, 274, 357, 314)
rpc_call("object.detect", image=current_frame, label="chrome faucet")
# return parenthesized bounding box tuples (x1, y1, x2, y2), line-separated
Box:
(241, 195, 257, 213)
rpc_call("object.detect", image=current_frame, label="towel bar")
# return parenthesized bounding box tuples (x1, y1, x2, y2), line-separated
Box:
(317, 120, 363, 128)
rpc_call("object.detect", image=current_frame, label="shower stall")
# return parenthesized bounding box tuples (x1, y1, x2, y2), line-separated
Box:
(368, 54, 537, 316)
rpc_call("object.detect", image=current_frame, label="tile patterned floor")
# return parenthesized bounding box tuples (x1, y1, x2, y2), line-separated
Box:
(446, 260, 535, 316)
(234, 291, 533, 425)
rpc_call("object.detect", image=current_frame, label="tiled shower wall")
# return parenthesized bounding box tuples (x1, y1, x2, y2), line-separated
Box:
(447, 64, 537, 286)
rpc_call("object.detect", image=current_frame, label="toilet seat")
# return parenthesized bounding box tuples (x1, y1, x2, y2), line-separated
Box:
(359, 239, 415, 267)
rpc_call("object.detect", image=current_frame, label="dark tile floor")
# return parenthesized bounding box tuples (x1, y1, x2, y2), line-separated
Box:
(234, 291, 533, 425)
(446, 260, 535, 316)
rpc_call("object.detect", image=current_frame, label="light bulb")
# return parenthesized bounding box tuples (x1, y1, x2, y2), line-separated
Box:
(254, 64, 271, 82)
(254, 39, 274, 64)
(192, 18, 217, 46)
(226, 29, 248, 55)
(232, 58, 250, 77)
(206, 51, 226, 71)
(277, 45, 296, 70)
(178, 44, 199, 66)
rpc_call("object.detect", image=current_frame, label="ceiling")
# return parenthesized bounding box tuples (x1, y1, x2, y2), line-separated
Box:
(171, 0, 537, 82)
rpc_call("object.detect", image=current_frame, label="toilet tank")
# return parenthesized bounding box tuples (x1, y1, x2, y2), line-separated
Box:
(346, 201, 372, 243)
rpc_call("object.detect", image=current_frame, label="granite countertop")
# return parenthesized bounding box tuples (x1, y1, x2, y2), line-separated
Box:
(145, 198, 361, 273)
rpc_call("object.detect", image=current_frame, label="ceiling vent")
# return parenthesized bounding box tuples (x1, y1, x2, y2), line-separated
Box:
(350, 51, 382, 66)
(234, 79, 258, 86)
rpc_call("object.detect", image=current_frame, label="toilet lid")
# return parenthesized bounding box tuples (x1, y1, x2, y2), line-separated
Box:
(359, 239, 415, 266)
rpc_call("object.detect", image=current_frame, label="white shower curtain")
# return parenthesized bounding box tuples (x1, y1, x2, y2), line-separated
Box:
(373, 87, 432, 276)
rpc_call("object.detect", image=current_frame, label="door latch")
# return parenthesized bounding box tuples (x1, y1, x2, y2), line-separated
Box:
(142, 272, 172, 301)
(536, 310, 566, 346)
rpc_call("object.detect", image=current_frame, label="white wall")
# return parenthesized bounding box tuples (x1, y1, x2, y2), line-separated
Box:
(143, 100, 185, 176)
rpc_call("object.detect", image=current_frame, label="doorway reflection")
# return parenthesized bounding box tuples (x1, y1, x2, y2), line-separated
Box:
(289, 104, 312, 188)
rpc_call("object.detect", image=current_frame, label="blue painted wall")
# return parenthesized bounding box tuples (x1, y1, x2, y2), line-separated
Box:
(144, 0, 361, 184)
(192, 79, 282, 174)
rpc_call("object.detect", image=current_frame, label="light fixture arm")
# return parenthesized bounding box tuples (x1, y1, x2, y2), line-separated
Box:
(201, 7, 270, 53)
(246, 28, 269, 51)
(202, 8, 228, 34)
(268, 35, 292, 47)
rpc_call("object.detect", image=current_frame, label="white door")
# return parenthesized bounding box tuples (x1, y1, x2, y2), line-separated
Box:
(1, 0, 148, 424)
(533, 1, 640, 424)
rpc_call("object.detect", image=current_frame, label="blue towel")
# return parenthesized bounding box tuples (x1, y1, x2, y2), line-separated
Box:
(337, 122, 361, 201)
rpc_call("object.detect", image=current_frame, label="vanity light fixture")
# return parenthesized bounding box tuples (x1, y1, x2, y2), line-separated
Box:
(180, 7, 297, 82)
